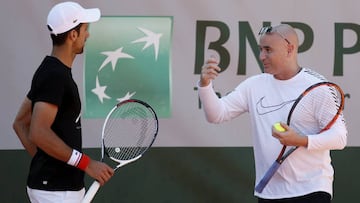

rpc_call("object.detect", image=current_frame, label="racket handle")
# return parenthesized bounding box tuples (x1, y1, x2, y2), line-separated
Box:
(82, 181, 101, 203)
(255, 161, 281, 193)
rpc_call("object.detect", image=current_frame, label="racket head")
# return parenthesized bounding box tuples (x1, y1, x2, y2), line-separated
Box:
(101, 99, 158, 167)
(287, 81, 345, 133)
(281, 82, 344, 158)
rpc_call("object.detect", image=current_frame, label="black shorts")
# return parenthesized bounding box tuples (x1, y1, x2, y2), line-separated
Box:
(258, 191, 331, 203)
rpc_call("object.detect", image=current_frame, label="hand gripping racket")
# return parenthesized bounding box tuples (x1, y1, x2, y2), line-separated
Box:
(255, 82, 345, 193)
(82, 99, 159, 203)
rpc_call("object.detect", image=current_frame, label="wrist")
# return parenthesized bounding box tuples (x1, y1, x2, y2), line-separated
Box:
(199, 79, 210, 87)
(303, 136, 309, 148)
(77, 154, 90, 171)
(67, 149, 90, 171)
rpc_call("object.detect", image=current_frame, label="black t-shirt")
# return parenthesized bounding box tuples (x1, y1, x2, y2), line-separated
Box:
(26, 56, 84, 191)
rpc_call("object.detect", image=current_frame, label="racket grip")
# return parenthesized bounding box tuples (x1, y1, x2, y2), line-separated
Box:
(82, 181, 101, 203)
(255, 161, 281, 193)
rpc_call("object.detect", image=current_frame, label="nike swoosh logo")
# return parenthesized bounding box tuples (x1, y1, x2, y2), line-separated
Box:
(256, 96, 295, 115)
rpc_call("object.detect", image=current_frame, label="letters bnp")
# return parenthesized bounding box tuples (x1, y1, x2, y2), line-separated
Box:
(194, 21, 360, 76)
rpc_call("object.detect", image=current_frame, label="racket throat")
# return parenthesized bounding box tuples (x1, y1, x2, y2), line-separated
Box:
(111, 155, 142, 171)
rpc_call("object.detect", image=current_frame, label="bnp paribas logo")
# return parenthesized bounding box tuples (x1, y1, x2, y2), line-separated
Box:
(84, 16, 173, 118)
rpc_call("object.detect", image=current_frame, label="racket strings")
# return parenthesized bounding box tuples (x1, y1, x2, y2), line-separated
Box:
(103, 101, 157, 161)
(317, 86, 342, 128)
(289, 83, 344, 134)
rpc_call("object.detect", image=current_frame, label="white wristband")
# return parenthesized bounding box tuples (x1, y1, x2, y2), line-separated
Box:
(67, 149, 82, 166)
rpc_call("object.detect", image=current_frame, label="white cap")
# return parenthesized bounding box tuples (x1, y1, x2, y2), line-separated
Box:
(47, 1, 100, 35)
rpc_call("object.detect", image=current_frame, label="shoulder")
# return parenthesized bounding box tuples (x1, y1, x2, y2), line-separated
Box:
(301, 67, 328, 83)
(31, 57, 71, 92)
(36, 57, 70, 79)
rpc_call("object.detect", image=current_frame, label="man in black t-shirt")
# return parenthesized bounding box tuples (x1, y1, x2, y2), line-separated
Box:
(13, 2, 113, 202)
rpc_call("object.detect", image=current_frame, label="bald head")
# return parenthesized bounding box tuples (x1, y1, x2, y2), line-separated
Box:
(273, 24, 299, 48)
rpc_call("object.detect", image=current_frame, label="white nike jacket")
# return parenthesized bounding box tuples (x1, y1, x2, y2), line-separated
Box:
(197, 68, 347, 199)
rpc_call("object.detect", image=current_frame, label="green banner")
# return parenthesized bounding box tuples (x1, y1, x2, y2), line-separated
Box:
(84, 16, 173, 118)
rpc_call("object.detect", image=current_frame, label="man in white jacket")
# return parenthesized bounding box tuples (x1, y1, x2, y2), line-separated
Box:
(197, 24, 347, 203)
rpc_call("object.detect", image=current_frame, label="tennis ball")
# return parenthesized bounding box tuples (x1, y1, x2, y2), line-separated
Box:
(273, 122, 286, 132)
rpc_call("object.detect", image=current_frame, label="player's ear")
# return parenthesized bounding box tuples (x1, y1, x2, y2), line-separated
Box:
(287, 44, 294, 55)
(68, 29, 78, 41)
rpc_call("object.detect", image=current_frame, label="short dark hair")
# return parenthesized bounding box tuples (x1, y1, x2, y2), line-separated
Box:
(48, 23, 83, 46)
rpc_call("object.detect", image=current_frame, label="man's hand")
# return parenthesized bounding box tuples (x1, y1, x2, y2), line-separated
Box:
(272, 123, 308, 147)
(85, 160, 114, 186)
(200, 57, 221, 87)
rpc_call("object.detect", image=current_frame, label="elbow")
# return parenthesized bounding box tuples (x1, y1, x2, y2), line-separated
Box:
(12, 119, 23, 136)
(332, 127, 347, 150)
(337, 124, 348, 149)
(206, 117, 218, 124)
(337, 132, 347, 150)
(331, 121, 348, 150)
(204, 113, 223, 124)
(12, 120, 18, 133)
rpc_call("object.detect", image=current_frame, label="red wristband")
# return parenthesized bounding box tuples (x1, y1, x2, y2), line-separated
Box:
(76, 154, 90, 171)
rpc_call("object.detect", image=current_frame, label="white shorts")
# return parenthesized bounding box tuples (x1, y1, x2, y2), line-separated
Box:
(27, 187, 85, 203)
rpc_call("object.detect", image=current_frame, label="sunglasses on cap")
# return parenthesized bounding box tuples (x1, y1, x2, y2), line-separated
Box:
(258, 26, 290, 45)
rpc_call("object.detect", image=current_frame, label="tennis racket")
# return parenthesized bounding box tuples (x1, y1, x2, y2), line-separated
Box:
(82, 99, 159, 203)
(255, 81, 345, 193)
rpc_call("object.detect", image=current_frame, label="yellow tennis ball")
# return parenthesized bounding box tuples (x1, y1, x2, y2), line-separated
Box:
(273, 122, 286, 132)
